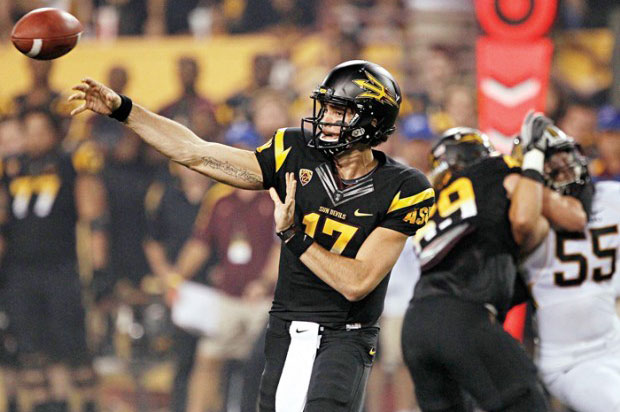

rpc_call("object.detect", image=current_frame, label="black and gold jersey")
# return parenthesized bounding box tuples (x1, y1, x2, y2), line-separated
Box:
(413, 155, 521, 312)
(0, 143, 102, 267)
(255, 127, 434, 326)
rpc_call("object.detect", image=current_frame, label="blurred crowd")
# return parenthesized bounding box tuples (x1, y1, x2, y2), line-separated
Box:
(1, 0, 618, 40)
(0, 1, 619, 412)
(0, 0, 319, 40)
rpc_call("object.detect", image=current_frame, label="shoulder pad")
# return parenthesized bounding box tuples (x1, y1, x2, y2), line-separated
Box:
(256, 128, 296, 173)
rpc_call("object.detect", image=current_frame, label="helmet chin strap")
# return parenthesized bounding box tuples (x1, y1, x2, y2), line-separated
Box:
(319, 135, 374, 157)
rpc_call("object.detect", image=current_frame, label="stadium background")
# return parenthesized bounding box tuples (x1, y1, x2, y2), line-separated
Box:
(0, 0, 618, 411)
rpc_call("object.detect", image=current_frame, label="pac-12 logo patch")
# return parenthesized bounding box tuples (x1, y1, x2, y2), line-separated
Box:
(299, 168, 313, 186)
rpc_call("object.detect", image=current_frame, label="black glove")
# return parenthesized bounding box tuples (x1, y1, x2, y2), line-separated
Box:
(519, 111, 554, 183)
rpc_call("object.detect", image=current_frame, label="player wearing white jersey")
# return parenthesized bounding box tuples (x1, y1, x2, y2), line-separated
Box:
(522, 137, 620, 412)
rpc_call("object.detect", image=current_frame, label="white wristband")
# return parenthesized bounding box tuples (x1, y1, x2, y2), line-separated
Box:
(521, 149, 544, 173)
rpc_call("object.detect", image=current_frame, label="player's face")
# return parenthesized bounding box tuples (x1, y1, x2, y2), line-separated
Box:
(319, 103, 354, 143)
(545, 151, 577, 188)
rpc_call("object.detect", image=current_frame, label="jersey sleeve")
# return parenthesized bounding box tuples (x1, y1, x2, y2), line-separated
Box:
(380, 172, 435, 236)
(254, 128, 294, 190)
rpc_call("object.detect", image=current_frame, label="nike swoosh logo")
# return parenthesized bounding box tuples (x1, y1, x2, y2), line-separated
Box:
(369, 348, 376, 356)
(296, 328, 308, 333)
(354, 209, 373, 217)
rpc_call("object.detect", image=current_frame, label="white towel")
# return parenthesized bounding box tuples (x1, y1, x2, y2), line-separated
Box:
(275, 321, 321, 412)
(171, 281, 223, 336)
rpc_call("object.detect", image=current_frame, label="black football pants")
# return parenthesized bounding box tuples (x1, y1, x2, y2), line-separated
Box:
(258, 315, 378, 412)
(401, 296, 548, 412)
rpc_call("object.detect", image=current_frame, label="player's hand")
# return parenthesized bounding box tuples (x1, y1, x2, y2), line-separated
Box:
(520, 110, 553, 153)
(269, 172, 297, 233)
(68, 78, 121, 116)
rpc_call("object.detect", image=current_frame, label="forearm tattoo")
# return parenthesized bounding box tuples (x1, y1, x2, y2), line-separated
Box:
(201, 156, 262, 184)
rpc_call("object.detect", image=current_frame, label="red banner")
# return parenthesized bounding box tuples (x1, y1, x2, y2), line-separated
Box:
(475, 0, 557, 153)
(475, 0, 557, 40)
(477, 37, 553, 153)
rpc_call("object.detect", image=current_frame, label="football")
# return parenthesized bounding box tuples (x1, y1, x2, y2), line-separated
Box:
(11, 8, 83, 60)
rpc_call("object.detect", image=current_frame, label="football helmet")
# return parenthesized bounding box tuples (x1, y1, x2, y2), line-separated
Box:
(302, 60, 401, 156)
(511, 122, 568, 165)
(429, 127, 495, 189)
(543, 134, 590, 197)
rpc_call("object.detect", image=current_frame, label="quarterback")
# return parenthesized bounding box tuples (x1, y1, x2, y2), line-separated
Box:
(69, 60, 434, 411)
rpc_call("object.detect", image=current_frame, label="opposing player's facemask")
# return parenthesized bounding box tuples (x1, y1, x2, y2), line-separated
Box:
(543, 136, 590, 198)
(302, 60, 401, 157)
(429, 127, 495, 190)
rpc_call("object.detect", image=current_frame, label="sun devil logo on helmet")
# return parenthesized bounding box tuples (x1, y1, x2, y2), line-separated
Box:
(353, 70, 399, 108)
